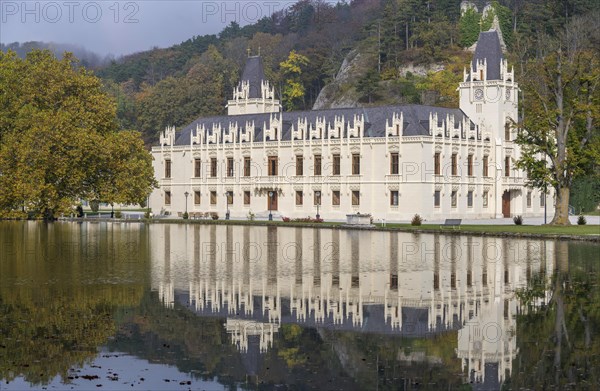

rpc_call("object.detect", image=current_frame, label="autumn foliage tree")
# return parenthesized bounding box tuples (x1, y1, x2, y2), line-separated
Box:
(0, 50, 156, 219)
(280, 50, 310, 111)
(516, 15, 599, 225)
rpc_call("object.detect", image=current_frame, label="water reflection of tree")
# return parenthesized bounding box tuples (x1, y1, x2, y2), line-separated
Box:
(0, 221, 149, 386)
(511, 242, 600, 389)
(0, 283, 144, 385)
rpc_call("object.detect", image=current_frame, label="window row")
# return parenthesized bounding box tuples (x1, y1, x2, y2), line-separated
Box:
(433, 190, 488, 208)
(433, 153, 512, 177)
(166, 155, 513, 179)
(163, 154, 362, 179)
(164, 190, 363, 206)
(165, 190, 247, 206)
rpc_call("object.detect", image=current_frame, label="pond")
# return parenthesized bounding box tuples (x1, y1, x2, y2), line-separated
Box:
(0, 221, 598, 390)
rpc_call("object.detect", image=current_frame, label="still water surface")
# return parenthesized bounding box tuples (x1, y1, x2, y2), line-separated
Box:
(0, 221, 598, 390)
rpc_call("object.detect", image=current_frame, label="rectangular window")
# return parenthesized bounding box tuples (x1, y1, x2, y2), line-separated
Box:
(227, 157, 234, 177)
(451, 153, 458, 176)
(194, 190, 201, 205)
(467, 191, 473, 208)
(352, 191, 360, 206)
(352, 154, 360, 175)
(226, 191, 233, 205)
(332, 154, 341, 175)
(527, 191, 532, 208)
(296, 191, 303, 205)
(194, 159, 201, 178)
(434, 190, 440, 207)
(483, 191, 489, 208)
(165, 191, 171, 205)
(505, 156, 510, 177)
(390, 153, 399, 175)
(210, 191, 217, 205)
(244, 157, 251, 177)
(451, 191, 457, 208)
(165, 160, 172, 178)
(268, 156, 278, 176)
(434, 152, 440, 175)
(540, 193, 545, 207)
(483, 156, 489, 177)
(505, 124, 511, 141)
(390, 190, 399, 206)
(332, 190, 340, 206)
(296, 156, 303, 176)
(314, 155, 322, 176)
(467, 155, 473, 176)
(244, 191, 251, 205)
(210, 158, 217, 177)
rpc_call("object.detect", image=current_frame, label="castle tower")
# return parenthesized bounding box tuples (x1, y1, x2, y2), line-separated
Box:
(458, 30, 518, 142)
(227, 55, 281, 116)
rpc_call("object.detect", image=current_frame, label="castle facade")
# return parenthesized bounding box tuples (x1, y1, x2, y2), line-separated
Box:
(149, 30, 552, 221)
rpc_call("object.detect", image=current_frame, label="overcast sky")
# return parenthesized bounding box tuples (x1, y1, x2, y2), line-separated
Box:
(0, 0, 314, 56)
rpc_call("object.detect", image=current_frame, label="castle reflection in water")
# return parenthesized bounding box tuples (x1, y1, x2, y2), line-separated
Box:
(150, 225, 554, 386)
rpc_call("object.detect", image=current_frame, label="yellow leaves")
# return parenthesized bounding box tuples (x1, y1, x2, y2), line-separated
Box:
(0, 49, 155, 218)
(280, 50, 310, 76)
(280, 50, 310, 111)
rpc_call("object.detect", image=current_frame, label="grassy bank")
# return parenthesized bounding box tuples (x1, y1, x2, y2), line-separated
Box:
(147, 218, 599, 238)
(373, 223, 600, 236)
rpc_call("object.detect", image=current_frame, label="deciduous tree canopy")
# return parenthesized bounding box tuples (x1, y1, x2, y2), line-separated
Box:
(0, 50, 156, 219)
(515, 15, 599, 225)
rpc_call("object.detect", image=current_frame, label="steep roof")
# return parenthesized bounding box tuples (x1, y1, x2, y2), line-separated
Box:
(472, 30, 503, 80)
(173, 104, 471, 146)
(240, 56, 266, 98)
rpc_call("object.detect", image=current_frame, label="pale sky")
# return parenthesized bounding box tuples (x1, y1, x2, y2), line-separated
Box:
(0, 0, 313, 56)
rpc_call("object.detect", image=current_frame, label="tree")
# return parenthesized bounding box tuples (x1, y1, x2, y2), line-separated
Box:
(516, 15, 600, 225)
(280, 50, 310, 111)
(459, 7, 481, 47)
(0, 50, 156, 219)
(356, 69, 380, 103)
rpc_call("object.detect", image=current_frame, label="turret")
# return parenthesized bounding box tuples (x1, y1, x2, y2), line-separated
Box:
(227, 54, 281, 115)
(458, 30, 518, 142)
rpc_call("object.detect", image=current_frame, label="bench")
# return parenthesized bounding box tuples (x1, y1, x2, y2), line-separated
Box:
(440, 219, 462, 230)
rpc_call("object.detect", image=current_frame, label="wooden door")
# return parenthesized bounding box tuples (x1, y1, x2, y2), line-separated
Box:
(502, 191, 510, 217)
(268, 192, 278, 210)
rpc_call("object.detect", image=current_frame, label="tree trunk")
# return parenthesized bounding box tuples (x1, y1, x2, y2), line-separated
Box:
(551, 186, 571, 225)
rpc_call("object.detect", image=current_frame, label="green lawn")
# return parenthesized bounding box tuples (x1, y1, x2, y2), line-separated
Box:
(155, 218, 599, 236)
(373, 223, 600, 236)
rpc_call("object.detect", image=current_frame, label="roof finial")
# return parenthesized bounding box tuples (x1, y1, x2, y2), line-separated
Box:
(247, 47, 251, 57)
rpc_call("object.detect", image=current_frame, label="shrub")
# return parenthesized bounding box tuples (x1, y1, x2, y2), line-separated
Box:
(290, 216, 323, 223)
(282, 217, 290, 222)
(411, 214, 423, 226)
(211, 212, 219, 220)
(114, 210, 123, 219)
(577, 215, 587, 225)
(247, 210, 255, 221)
(513, 215, 523, 225)
(90, 200, 100, 213)
(144, 210, 151, 219)
(75, 205, 84, 218)
(182, 212, 189, 220)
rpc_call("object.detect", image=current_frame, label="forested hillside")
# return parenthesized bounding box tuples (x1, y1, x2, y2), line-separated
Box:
(91, 0, 596, 146)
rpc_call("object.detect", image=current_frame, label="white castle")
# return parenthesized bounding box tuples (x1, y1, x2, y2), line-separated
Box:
(149, 30, 552, 221)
